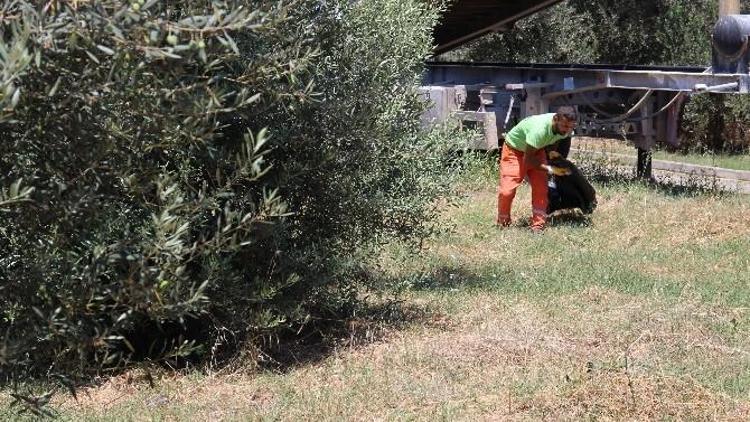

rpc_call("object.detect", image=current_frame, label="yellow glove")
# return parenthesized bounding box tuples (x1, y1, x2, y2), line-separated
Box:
(544, 164, 572, 176)
(548, 150, 563, 160)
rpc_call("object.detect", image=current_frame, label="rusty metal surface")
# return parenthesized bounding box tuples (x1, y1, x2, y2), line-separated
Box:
(434, 0, 564, 54)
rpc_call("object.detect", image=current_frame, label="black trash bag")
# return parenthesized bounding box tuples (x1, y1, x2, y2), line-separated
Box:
(547, 154, 597, 215)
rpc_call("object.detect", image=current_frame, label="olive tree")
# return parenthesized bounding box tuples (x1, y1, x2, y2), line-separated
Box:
(0, 0, 449, 399)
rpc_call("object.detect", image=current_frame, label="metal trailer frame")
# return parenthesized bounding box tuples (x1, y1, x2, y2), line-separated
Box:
(421, 62, 750, 177)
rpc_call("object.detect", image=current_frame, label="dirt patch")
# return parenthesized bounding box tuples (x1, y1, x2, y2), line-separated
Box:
(545, 372, 750, 420)
(58, 370, 276, 418)
(656, 196, 750, 246)
(55, 370, 149, 411)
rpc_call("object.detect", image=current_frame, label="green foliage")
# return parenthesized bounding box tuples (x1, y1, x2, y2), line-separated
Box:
(683, 94, 750, 153)
(566, 0, 716, 66)
(0, 0, 306, 380)
(681, 94, 728, 153)
(653, 0, 716, 66)
(0, 0, 450, 400)
(440, 2, 598, 63)
(444, 0, 717, 66)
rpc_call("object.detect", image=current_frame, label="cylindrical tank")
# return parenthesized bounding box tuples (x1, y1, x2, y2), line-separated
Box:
(712, 15, 750, 73)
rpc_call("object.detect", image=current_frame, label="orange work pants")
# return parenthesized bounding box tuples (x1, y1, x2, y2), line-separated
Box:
(497, 143, 548, 230)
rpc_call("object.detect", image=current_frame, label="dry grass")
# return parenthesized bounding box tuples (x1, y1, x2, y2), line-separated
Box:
(55, 287, 750, 420)
(10, 156, 750, 420)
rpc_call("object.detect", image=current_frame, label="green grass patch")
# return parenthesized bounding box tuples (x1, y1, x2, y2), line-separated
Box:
(574, 137, 750, 171)
(652, 150, 750, 171)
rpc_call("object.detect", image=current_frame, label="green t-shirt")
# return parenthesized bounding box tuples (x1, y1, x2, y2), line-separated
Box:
(504, 113, 567, 152)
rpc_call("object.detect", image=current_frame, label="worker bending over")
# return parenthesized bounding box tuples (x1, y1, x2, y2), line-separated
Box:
(497, 106, 577, 232)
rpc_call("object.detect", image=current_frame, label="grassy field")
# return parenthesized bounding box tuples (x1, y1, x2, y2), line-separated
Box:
(4, 156, 750, 420)
(574, 137, 750, 171)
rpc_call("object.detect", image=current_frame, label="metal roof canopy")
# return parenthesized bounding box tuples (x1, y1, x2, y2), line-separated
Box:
(433, 0, 564, 55)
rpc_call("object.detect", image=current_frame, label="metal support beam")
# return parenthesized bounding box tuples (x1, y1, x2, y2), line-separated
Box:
(720, 0, 740, 17)
(603, 70, 750, 93)
(636, 96, 656, 179)
(424, 63, 750, 94)
(522, 87, 549, 117)
(666, 93, 687, 147)
(422, 62, 750, 151)
(453, 111, 499, 149)
(655, 92, 669, 147)
(637, 149, 653, 180)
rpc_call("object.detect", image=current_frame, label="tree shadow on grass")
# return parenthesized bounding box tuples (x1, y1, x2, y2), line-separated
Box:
(256, 293, 451, 373)
(395, 265, 490, 291)
(256, 264, 501, 372)
(4, 294, 452, 417)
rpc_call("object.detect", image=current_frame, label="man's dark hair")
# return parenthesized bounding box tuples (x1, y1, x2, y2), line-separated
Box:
(555, 106, 577, 121)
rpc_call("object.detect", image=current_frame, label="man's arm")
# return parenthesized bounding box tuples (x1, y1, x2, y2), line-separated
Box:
(525, 147, 571, 176)
(525, 129, 571, 175)
(524, 129, 551, 171)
